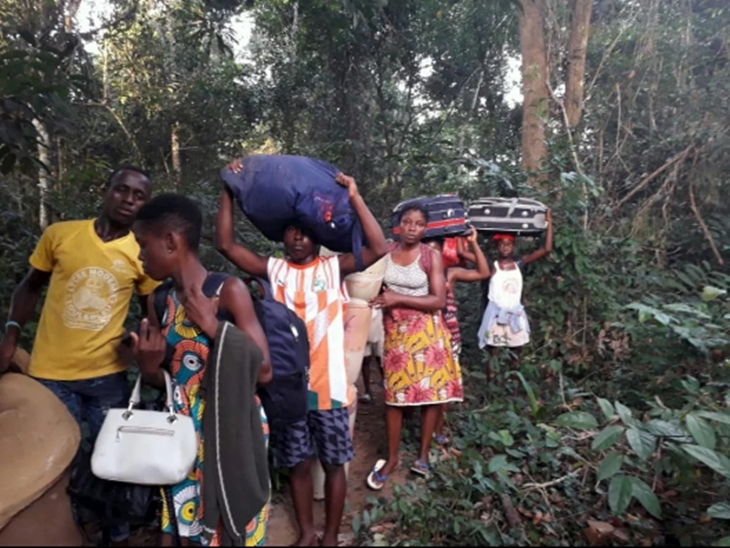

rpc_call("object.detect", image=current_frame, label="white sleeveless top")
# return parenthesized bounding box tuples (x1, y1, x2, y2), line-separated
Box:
(487, 260, 523, 310)
(384, 253, 429, 297)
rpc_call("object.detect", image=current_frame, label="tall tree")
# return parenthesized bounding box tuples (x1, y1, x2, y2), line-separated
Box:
(563, 0, 592, 128)
(517, 0, 549, 182)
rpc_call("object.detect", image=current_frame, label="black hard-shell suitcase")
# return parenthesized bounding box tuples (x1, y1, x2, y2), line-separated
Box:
(391, 194, 468, 241)
(467, 197, 548, 236)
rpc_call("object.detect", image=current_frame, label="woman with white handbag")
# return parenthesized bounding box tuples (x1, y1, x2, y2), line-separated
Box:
(124, 194, 273, 546)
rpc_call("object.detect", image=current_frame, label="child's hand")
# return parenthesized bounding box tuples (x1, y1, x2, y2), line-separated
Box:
(179, 284, 220, 339)
(466, 226, 478, 244)
(335, 173, 359, 199)
(228, 158, 244, 173)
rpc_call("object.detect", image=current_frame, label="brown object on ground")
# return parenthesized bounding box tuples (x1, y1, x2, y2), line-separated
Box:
(498, 492, 522, 529)
(584, 520, 616, 546)
(0, 471, 82, 546)
(0, 372, 81, 543)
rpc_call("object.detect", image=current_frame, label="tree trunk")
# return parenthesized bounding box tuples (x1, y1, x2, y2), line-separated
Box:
(171, 123, 181, 184)
(564, 0, 593, 128)
(62, 0, 82, 32)
(33, 119, 51, 230)
(518, 0, 549, 183)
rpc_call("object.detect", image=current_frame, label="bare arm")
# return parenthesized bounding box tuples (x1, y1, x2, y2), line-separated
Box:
(0, 268, 51, 372)
(447, 229, 491, 284)
(220, 278, 273, 385)
(215, 189, 269, 278)
(457, 237, 478, 264)
(374, 250, 446, 311)
(522, 209, 554, 265)
(5, 268, 50, 334)
(336, 174, 388, 277)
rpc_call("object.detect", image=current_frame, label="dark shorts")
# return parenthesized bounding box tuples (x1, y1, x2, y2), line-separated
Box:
(270, 407, 354, 469)
(35, 371, 129, 447)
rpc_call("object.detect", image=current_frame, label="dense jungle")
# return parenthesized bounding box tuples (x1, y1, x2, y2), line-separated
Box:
(1, 0, 729, 545)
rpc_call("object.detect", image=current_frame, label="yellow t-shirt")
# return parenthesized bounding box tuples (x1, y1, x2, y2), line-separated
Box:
(28, 219, 160, 381)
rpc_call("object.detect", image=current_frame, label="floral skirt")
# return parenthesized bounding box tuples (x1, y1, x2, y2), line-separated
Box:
(382, 308, 464, 406)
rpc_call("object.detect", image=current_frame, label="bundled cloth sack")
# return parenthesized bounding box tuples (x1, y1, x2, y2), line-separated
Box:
(220, 154, 366, 270)
(0, 373, 82, 546)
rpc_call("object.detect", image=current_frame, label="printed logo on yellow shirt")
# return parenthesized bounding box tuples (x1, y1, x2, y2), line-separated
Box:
(111, 258, 133, 276)
(62, 266, 120, 331)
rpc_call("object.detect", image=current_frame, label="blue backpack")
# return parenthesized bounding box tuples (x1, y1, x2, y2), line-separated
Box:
(151, 274, 310, 428)
(220, 154, 365, 271)
(244, 277, 310, 428)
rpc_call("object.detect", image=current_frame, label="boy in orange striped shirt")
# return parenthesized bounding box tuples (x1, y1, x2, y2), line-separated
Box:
(216, 159, 387, 547)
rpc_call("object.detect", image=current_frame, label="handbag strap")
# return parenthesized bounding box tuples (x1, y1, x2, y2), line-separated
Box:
(127, 369, 175, 419)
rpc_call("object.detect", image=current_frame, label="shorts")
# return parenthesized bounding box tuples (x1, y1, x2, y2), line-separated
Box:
(270, 407, 354, 469)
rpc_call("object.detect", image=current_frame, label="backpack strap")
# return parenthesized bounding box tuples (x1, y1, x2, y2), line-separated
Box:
(203, 272, 233, 322)
(202, 272, 230, 299)
(243, 276, 275, 301)
(151, 273, 232, 326)
(152, 280, 174, 326)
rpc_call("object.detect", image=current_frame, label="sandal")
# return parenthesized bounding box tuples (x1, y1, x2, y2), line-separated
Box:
(366, 459, 389, 491)
(433, 433, 450, 445)
(410, 459, 431, 478)
(359, 393, 372, 404)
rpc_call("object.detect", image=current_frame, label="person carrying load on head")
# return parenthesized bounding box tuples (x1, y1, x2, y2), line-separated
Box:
(424, 226, 491, 446)
(366, 202, 464, 490)
(216, 158, 387, 547)
(477, 209, 553, 376)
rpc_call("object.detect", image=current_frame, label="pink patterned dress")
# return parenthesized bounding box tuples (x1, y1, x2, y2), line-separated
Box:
(381, 251, 464, 406)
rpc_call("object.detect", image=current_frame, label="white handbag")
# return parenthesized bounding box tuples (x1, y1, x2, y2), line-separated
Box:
(91, 370, 198, 486)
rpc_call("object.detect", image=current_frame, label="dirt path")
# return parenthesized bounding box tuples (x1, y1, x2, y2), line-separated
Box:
(266, 378, 409, 546)
(125, 377, 407, 547)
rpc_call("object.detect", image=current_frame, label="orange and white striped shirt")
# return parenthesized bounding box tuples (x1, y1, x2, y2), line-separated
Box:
(267, 255, 350, 411)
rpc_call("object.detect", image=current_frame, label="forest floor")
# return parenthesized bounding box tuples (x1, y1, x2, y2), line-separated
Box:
(124, 373, 412, 547)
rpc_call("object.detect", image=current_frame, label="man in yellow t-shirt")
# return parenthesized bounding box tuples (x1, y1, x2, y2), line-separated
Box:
(0, 166, 158, 545)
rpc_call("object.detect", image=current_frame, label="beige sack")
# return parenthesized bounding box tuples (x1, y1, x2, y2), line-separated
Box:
(0, 373, 80, 529)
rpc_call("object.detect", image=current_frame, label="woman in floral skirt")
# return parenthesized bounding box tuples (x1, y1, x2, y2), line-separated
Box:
(366, 203, 463, 489)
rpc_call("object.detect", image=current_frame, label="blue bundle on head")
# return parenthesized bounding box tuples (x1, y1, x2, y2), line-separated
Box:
(220, 154, 365, 269)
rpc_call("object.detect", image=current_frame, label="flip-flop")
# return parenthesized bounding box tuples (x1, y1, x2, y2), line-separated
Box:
(410, 459, 431, 478)
(433, 433, 450, 445)
(359, 393, 372, 404)
(366, 459, 388, 491)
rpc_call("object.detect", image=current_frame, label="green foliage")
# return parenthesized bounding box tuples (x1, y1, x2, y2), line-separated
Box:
(1, 0, 730, 545)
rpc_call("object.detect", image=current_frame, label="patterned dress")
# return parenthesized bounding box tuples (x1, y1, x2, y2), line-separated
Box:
(442, 283, 461, 363)
(382, 252, 464, 406)
(159, 288, 270, 546)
